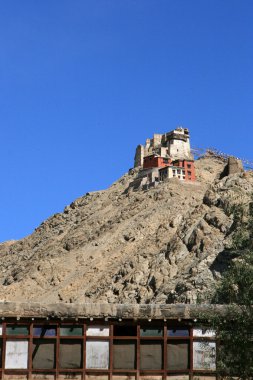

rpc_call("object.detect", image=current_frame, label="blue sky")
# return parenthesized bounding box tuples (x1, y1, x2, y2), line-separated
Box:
(1, 0, 253, 242)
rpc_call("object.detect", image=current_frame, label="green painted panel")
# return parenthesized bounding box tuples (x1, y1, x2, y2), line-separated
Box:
(60, 326, 83, 336)
(6, 326, 29, 336)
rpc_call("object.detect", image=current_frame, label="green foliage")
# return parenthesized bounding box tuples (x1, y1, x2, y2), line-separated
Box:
(212, 251, 253, 305)
(206, 198, 253, 379)
(215, 308, 253, 379)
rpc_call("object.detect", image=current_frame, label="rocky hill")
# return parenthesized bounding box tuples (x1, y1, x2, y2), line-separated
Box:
(1, 156, 252, 304)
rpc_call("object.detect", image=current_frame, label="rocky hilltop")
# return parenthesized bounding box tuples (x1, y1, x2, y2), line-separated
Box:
(0, 156, 252, 304)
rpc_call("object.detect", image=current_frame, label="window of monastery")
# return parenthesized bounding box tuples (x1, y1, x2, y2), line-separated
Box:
(193, 329, 216, 371)
(0, 321, 217, 379)
(5, 340, 29, 369)
(140, 341, 163, 369)
(113, 340, 136, 369)
(167, 329, 189, 336)
(34, 326, 57, 336)
(32, 339, 56, 369)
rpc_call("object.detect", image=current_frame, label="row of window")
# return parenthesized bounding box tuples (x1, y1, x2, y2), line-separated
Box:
(1, 325, 214, 338)
(172, 169, 185, 175)
(1, 339, 216, 371)
(0, 324, 216, 373)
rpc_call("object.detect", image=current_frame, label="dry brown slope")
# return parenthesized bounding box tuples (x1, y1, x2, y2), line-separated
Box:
(0, 156, 252, 304)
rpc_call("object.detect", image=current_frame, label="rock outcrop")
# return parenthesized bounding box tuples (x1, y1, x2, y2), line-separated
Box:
(0, 156, 252, 304)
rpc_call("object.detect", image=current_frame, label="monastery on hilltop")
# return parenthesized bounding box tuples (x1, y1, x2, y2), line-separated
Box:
(132, 127, 196, 190)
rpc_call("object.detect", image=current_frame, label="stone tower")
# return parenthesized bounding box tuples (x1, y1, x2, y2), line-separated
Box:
(134, 127, 192, 167)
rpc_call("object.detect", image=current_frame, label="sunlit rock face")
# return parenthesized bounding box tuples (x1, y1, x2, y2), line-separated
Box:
(0, 155, 252, 304)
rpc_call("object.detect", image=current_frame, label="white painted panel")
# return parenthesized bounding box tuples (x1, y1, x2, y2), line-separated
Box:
(193, 328, 215, 337)
(86, 341, 109, 369)
(0, 324, 2, 335)
(193, 341, 216, 370)
(86, 326, 109, 336)
(5, 340, 28, 369)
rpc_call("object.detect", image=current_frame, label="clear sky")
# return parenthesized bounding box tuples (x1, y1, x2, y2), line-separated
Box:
(0, 0, 253, 242)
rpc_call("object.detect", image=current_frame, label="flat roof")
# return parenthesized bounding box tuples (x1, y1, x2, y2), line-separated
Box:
(0, 302, 231, 319)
